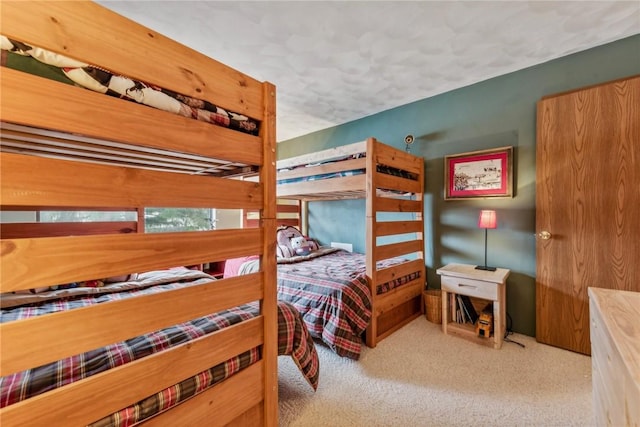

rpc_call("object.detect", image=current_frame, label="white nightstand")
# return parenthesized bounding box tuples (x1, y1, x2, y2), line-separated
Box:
(437, 263, 510, 349)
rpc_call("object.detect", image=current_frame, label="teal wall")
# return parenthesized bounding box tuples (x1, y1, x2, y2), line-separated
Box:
(277, 35, 640, 337)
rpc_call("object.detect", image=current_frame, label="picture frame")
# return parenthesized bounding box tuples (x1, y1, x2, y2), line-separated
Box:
(444, 146, 513, 200)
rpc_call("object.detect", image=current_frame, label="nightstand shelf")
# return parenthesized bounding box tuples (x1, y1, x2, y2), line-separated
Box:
(437, 263, 510, 349)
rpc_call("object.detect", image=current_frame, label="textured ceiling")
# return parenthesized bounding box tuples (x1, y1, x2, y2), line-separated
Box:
(98, 1, 640, 142)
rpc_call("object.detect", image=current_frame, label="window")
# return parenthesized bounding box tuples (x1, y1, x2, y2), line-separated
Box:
(1, 208, 242, 232)
(144, 208, 214, 233)
(38, 210, 137, 222)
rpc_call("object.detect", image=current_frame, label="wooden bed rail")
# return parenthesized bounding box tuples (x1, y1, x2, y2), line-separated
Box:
(0, 220, 138, 238)
(244, 199, 301, 229)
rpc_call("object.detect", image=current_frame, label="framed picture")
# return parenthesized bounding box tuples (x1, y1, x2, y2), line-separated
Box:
(444, 146, 513, 200)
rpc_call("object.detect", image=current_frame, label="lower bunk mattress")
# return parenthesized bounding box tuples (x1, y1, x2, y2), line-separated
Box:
(0, 268, 319, 426)
(230, 249, 420, 360)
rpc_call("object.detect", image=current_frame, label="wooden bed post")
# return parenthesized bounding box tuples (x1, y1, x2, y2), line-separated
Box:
(136, 207, 145, 233)
(260, 81, 278, 426)
(301, 200, 309, 235)
(365, 137, 378, 347)
(363, 137, 426, 348)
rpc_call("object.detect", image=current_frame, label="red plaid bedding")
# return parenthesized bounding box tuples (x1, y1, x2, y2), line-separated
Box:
(276, 250, 420, 360)
(0, 269, 318, 426)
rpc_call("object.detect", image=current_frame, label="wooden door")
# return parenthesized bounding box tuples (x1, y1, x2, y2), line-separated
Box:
(535, 75, 640, 355)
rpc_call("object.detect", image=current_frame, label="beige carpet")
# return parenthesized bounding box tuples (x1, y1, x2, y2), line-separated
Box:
(278, 317, 593, 426)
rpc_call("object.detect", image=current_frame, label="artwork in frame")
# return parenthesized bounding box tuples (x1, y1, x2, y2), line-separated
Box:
(444, 146, 513, 200)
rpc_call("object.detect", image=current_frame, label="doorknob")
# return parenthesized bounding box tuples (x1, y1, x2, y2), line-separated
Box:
(538, 231, 552, 240)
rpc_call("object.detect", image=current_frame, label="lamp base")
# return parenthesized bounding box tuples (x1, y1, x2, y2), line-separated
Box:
(475, 265, 497, 272)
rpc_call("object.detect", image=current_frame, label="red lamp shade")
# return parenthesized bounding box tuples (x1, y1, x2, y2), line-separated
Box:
(478, 210, 497, 229)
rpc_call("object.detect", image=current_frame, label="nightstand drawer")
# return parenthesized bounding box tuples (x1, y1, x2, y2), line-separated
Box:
(441, 276, 498, 300)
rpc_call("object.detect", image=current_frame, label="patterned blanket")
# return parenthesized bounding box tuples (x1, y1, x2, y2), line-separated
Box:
(276, 250, 373, 360)
(0, 269, 318, 426)
(277, 250, 420, 359)
(1, 35, 260, 136)
(236, 250, 419, 360)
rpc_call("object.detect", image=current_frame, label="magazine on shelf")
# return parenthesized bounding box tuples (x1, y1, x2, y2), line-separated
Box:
(456, 295, 479, 324)
(460, 295, 479, 324)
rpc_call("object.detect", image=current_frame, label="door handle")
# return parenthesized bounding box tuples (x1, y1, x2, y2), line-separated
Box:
(538, 231, 552, 240)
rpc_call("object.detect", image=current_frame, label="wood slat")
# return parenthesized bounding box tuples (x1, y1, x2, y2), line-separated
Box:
(143, 362, 264, 427)
(277, 174, 366, 199)
(374, 142, 424, 176)
(1, 123, 260, 177)
(226, 402, 264, 427)
(376, 258, 425, 287)
(1, 228, 263, 292)
(375, 297, 422, 341)
(0, 318, 263, 426)
(375, 172, 422, 194)
(244, 219, 260, 228)
(277, 204, 301, 214)
(0, 125, 229, 168)
(1, 205, 138, 212)
(375, 281, 423, 316)
(1, 151, 263, 210)
(1, 1, 265, 120)
(375, 220, 422, 237)
(0, 273, 263, 376)
(1, 70, 263, 167)
(246, 199, 302, 225)
(277, 157, 366, 180)
(0, 221, 137, 238)
(0, 134, 233, 176)
(375, 240, 424, 262)
(374, 197, 422, 213)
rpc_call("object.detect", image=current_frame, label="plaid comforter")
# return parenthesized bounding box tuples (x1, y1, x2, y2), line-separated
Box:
(277, 250, 373, 360)
(276, 250, 420, 360)
(0, 269, 318, 426)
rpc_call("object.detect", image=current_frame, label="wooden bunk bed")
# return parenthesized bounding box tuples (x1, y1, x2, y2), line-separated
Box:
(0, 2, 285, 425)
(276, 137, 426, 349)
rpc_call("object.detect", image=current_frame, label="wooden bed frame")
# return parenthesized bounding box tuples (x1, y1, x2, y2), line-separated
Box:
(1, 2, 277, 426)
(244, 199, 301, 229)
(276, 137, 426, 347)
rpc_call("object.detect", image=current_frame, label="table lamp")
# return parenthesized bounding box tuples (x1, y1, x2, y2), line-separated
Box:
(476, 210, 497, 271)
